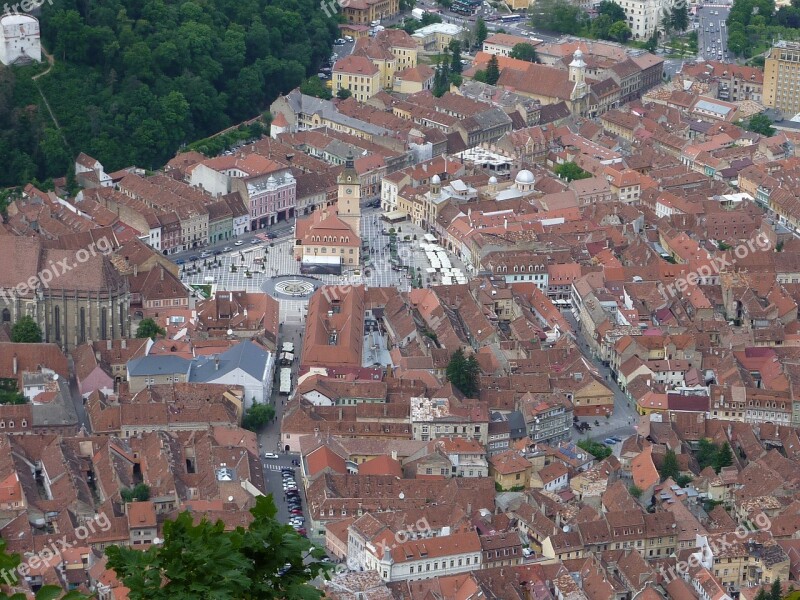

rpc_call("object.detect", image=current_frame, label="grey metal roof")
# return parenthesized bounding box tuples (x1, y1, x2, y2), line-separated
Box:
(189, 340, 271, 383)
(695, 99, 731, 115)
(127, 355, 191, 377)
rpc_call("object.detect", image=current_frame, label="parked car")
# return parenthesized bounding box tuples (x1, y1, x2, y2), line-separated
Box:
(213, 250, 221, 256)
(234, 240, 244, 246)
(199, 251, 210, 258)
(222, 246, 232, 252)
(295, 528, 307, 536)
(175, 259, 185, 265)
(266, 232, 277, 239)
(250, 238, 259, 244)
(334, 38, 346, 45)
(290, 508, 303, 515)
(603, 438, 616, 445)
(190, 255, 199, 261)
(264, 452, 280, 459)
(611, 436, 622, 443)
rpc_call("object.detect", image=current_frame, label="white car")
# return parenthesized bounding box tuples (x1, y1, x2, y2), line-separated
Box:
(234, 240, 244, 246)
(264, 452, 279, 459)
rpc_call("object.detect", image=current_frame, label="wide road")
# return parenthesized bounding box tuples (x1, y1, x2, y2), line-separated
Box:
(697, 6, 730, 61)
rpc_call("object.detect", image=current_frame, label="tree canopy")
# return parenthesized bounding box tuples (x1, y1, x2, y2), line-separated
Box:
(744, 113, 776, 137)
(0, 0, 339, 186)
(107, 495, 327, 600)
(509, 43, 539, 62)
(485, 55, 500, 85)
(242, 403, 276, 432)
(446, 348, 480, 398)
(598, 0, 626, 23)
(11, 316, 42, 343)
(475, 17, 489, 47)
(577, 439, 612, 460)
(136, 318, 166, 340)
(554, 162, 592, 181)
(659, 449, 680, 481)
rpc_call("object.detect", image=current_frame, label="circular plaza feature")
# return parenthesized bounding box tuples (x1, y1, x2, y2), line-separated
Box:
(275, 279, 315, 297)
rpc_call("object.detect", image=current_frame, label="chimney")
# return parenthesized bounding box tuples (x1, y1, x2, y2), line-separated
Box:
(467, 502, 472, 515)
(160, 267, 164, 281)
(215, 356, 220, 370)
(133, 264, 138, 277)
(121, 339, 127, 350)
(391, 450, 398, 460)
(107, 339, 112, 350)
(12, 354, 18, 376)
(95, 351, 102, 362)
(339, 408, 343, 420)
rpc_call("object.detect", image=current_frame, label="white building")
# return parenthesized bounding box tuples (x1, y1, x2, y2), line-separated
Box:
(348, 525, 483, 582)
(188, 340, 274, 409)
(618, 0, 667, 40)
(0, 14, 41, 66)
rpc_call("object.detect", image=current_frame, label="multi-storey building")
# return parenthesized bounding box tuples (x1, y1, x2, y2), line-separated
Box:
(617, 0, 668, 40)
(764, 41, 800, 116)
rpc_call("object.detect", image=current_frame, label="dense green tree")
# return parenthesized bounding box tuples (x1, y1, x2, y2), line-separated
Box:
(473, 69, 488, 83)
(530, 0, 589, 34)
(475, 17, 489, 47)
(121, 484, 151, 502)
(509, 43, 539, 62)
(421, 12, 443, 26)
(697, 438, 718, 471)
(242, 403, 276, 432)
(660, 449, 680, 481)
(300, 76, 333, 100)
(577, 439, 612, 460)
(769, 578, 782, 600)
(592, 14, 615, 39)
(485, 55, 500, 85)
(449, 40, 463, 74)
(446, 348, 480, 397)
(754, 588, 769, 600)
(554, 161, 591, 181)
(629, 485, 643, 498)
(608, 20, 632, 42)
(670, 3, 690, 31)
(713, 442, 734, 473)
(745, 113, 776, 137)
(135, 318, 166, 340)
(336, 88, 352, 100)
(11, 316, 42, 343)
(598, 0, 626, 22)
(0, 0, 340, 186)
(107, 495, 326, 600)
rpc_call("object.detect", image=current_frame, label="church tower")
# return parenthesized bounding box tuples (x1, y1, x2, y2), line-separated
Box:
(569, 48, 588, 115)
(337, 152, 361, 237)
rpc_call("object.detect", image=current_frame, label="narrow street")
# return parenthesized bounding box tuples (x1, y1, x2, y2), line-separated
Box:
(562, 311, 639, 445)
(258, 321, 306, 527)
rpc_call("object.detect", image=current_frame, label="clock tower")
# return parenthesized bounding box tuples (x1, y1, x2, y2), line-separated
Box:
(337, 152, 361, 237)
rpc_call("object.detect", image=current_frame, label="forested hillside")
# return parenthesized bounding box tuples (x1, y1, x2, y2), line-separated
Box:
(0, 0, 338, 187)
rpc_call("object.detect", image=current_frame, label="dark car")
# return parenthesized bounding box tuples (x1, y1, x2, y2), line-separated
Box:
(213, 250, 221, 256)
(175, 259, 185, 265)
(266, 232, 277, 239)
(190, 255, 199, 261)
(296, 528, 307, 536)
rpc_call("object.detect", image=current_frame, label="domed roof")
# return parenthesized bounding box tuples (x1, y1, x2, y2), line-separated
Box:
(267, 175, 277, 183)
(431, 174, 441, 185)
(489, 176, 498, 184)
(515, 170, 534, 185)
(574, 49, 583, 58)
